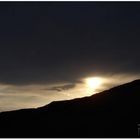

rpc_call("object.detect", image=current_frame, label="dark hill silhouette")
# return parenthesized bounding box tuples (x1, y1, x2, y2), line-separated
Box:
(0, 80, 140, 138)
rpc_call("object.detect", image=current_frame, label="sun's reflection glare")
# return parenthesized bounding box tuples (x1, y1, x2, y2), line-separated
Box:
(84, 77, 104, 95)
(86, 77, 102, 88)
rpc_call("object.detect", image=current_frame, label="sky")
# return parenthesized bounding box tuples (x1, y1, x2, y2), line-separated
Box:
(0, 2, 140, 112)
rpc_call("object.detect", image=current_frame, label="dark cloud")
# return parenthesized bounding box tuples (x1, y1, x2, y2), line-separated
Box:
(0, 2, 139, 85)
(46, 84, 76, 92)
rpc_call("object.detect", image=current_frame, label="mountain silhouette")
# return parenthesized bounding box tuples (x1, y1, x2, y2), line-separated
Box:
(0, 80, 140, 138)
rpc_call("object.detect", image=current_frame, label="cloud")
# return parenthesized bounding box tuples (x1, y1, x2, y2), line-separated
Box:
(46, 83, 76, 92)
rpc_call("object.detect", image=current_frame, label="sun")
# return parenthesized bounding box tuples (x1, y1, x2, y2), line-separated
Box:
(85, 77, 103, 89)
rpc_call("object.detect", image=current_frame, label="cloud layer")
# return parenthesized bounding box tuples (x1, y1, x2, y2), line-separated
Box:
(0, 2, 139, 111)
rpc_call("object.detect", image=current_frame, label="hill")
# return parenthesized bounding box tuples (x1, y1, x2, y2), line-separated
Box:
(0, 80, 140, 138)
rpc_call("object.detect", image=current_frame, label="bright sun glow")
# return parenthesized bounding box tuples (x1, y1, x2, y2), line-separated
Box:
(85, 77, 103, 89)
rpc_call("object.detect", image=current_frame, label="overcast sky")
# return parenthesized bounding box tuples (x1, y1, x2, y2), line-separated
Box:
(0, 2, 140, 111)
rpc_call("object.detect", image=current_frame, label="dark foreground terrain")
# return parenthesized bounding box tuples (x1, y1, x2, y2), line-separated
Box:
(0, 80, 140, 138)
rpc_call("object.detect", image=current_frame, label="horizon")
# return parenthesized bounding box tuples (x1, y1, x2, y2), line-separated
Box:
(0, 78, 140, 113)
